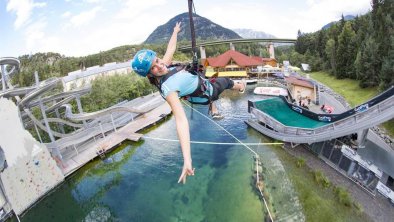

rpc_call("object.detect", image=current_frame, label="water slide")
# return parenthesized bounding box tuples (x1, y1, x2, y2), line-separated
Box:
(62, 94, 163, 121)
(0, 86, 36, 98)
(25, 86, 91, 108)
(18, 77, 62, 107)
(1, 58, 165, 152)
(0, 57, 19, 87)
(46, 95, 165, 153)
(21, 81, 164, 144)
(246, 87, 394, 143)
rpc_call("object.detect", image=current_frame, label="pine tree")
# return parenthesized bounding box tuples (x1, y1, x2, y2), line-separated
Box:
(336, 23, 357, 78)
(316, 30, 327, 58)
(370, 0, 394, 88)
(379, 35, 394, 89)
(325, 39, 336, 74)
(358, 35, 380, 88)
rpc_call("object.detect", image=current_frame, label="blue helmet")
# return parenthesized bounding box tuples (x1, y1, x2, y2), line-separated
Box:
(131, 49, 156, 77)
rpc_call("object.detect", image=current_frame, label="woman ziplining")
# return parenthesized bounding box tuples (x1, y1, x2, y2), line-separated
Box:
(131, 22, 246, 184)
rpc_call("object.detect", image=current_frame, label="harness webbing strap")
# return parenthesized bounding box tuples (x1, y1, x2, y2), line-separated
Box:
(158, 65, 212, 105)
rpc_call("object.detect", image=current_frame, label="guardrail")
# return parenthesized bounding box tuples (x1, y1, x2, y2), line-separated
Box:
(249, 94, 394, 143)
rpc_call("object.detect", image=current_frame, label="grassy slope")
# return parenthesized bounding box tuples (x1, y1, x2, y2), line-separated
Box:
(270, 146, 372, 222)
(308, 71, 394, 137)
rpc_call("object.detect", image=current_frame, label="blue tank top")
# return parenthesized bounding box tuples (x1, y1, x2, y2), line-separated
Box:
(160, 69, 213, 103)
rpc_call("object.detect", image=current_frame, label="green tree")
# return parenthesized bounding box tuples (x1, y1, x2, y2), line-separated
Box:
(336, 22, 357, 78)
(81, 73, 156, 112)
(379, 36, 394, 89)
(325, 39, 336, 74)
(358, 36, 380, 88)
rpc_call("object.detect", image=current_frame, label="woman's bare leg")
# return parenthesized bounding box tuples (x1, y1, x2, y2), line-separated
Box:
(209, 102, 224, 119)
(210, 102, 218, 114)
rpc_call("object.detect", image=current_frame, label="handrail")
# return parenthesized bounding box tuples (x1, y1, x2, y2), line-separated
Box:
(250, 94, 394, 137)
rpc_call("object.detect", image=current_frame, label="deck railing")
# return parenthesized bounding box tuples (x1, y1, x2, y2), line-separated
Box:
(249, 94, 394, 142)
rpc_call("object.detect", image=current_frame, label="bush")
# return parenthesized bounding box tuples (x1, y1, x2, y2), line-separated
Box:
(354, 202, 364, 215)
(81, 73, 156, 112)
(296, 157, 306, 168)
(334, 186, 352, 207)
(313, 170, 330, 188)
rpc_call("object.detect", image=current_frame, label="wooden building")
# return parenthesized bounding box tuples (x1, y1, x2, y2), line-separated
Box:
(203, 50, 263, 78)
(285, 76, 318, 104)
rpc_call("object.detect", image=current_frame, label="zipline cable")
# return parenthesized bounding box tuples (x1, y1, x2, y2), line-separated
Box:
(142, 136, 283, 146)
(182, 101, 258, 155)
(181, 100, 274, 221)
(185, 1, 274, 220)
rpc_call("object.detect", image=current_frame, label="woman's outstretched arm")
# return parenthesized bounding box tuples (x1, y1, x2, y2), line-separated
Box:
(163, 22, 181, 66)
(165, 91, 194, 184)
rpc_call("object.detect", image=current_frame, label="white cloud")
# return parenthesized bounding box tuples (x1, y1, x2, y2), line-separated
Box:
(199, 0, 371, 38)
(6, 0, 47, 29)
(22, 18, 65, 54)
(2, 0, 372, 57)
(62, 11, 71, 18)
(116, 0, 167, 20)
(84, 0, 105, 3)
(70, 6, 102, 27)
(286, 0, 371, 35)
(24, 18, 47, 51)
(60, 13, 172, 56)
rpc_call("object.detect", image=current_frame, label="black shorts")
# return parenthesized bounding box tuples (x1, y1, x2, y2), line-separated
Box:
(210, 78, 234, 101)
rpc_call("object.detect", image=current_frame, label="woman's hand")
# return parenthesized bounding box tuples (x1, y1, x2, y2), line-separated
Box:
(174, 22, 181, 34)
(163, 22, 182, 65)
(178, 160, 195, 184)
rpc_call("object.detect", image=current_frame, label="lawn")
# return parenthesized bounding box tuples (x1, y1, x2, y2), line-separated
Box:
(270, 146, 372, 222)
(307, 71, 394, 137)
(308, 71, 379, 107)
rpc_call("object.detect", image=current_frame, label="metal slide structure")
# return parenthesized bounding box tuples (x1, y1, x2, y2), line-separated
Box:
(246, 87, 394, 144)
(0, 57, 165, 161)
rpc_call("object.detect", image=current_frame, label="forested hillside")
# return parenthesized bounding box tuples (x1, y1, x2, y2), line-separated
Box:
(289, 0, 393, 90)
(12, 44, 191, 87)
(144, 12, 241, 44)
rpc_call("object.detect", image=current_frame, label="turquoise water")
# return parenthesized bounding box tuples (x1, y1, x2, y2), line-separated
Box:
(20, 84, 303, 222)
(255, 97, 328, 129)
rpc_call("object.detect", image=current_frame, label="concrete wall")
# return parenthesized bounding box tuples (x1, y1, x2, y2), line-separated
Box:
(0, 98, 64, 215)
(291, 85, 316, 102)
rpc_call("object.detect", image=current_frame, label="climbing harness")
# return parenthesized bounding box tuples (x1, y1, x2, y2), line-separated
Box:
(152, 64, 213, 105)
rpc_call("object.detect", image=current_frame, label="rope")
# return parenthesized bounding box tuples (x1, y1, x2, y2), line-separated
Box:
(183, 2, 274, 219)
(258, 187, 274, 221)
(182, 100, 274, 221)
(182, 101, 258, 156)
(142, 136, 282, 146)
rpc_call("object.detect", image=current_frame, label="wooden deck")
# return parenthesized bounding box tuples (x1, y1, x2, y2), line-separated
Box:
(62, 102, 171, 176)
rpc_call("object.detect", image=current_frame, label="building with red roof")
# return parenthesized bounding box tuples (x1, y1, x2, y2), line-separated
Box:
(251, 57, 278, 67)
(202, 50, 276, 77)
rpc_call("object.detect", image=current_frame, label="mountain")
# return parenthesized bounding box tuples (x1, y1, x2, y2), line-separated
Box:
(144, 12, 242, 44)
(322, 15, 356, 30)
(233, 28, 276, 39)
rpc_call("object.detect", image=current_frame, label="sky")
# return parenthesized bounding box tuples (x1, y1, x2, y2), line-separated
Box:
(0, 0, 372, 57)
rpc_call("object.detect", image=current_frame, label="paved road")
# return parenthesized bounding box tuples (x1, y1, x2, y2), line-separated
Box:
(319, 92, 348, 113)
(320, 91, 393, 152)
